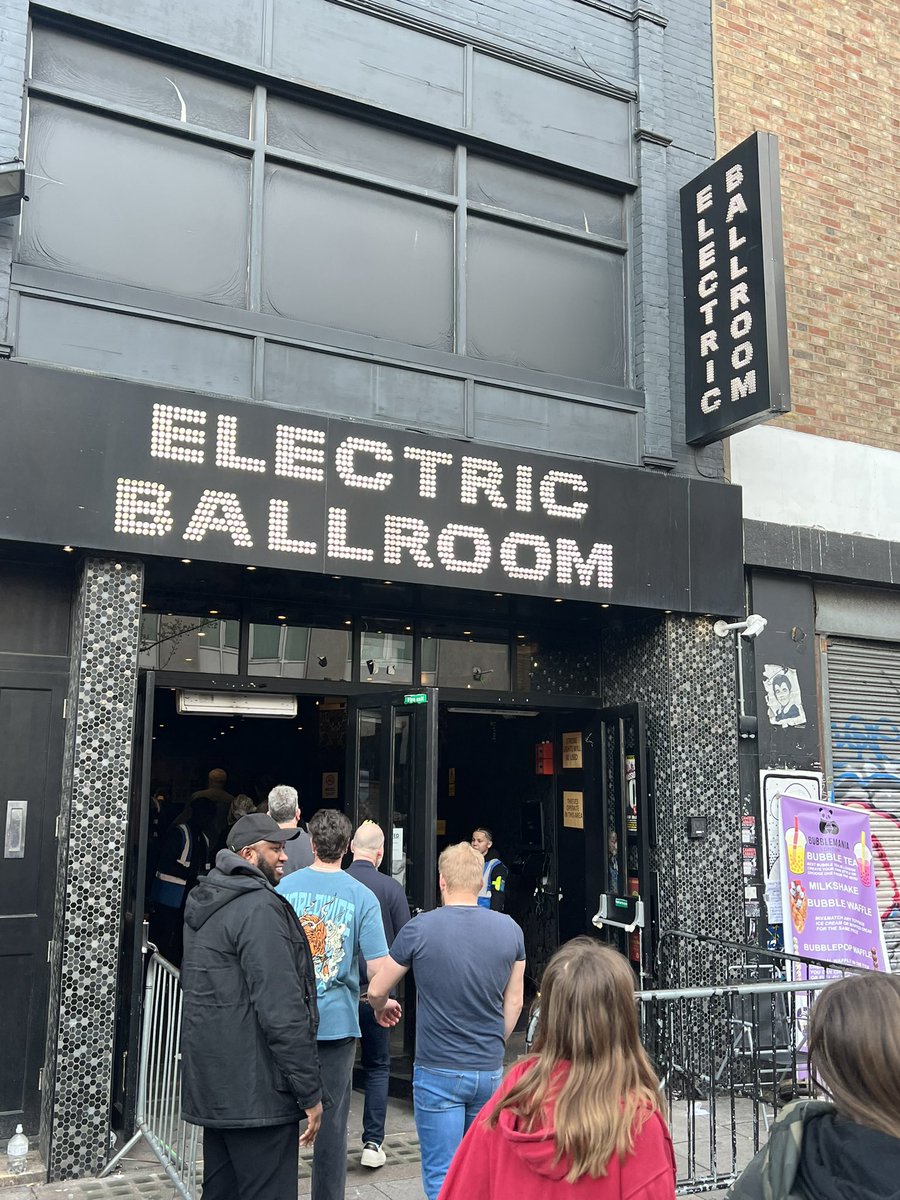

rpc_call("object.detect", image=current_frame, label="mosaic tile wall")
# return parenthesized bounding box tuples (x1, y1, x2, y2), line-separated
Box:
(602, 615, 743, 984)
(41, 557, 144, 1180)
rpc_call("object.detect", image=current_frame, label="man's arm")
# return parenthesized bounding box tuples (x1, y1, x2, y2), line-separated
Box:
(502, 959, 526, 1042)
(367, 955, 409, 1011)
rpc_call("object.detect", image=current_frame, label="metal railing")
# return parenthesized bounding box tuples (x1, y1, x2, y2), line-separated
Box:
(642, 930, 864, 1194)
(102, 953, 200, 1198)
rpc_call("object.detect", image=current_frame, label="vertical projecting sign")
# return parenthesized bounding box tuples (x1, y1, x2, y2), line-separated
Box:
(681, 132, 791, 446)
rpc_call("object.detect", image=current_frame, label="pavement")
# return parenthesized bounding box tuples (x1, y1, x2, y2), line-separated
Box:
(2, 1078, 768, 1197)
(1, 1089, 427, 1200)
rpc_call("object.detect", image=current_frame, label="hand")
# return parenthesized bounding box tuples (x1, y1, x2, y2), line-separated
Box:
(299, 1101, 323, 1147)
(375, 998, 402, 1028)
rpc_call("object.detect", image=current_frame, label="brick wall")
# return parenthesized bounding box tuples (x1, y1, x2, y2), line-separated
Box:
(714, 0, 900, 450)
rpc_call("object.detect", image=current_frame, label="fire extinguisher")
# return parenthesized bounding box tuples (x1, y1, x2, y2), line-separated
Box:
(627, 875, 641, 964)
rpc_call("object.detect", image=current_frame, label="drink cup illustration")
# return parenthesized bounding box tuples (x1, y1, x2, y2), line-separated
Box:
(786, 815, 806, 874)
(855, 832, 872, 887)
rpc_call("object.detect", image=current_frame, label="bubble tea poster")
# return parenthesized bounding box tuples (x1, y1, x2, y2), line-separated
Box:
(778, 794, 889, 972)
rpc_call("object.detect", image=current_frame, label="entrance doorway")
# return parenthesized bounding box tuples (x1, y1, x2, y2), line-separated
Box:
(115, 679, 650, 1122)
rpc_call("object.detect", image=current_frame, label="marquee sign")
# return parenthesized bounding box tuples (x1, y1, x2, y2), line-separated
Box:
(0, 362, 743, 614)
(681, 132, 791, 446)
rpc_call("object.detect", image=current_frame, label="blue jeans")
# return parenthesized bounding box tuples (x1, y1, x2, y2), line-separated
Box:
(413, 1064, 503, 1200)
(358, 1002, 390, 1145)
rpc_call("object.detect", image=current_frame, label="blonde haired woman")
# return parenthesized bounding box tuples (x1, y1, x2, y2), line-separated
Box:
(728, 971, 900, 1199)
(438, 937, 675, 1199)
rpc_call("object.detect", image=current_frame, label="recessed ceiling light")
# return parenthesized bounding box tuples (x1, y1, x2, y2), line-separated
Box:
(404, 625, 412, 632)
(246, 565, 257, 572)
(463, 630, 471, 635)
(601, 604, 610, 609)
(383, 580, 393, 585)
(344, 619, 352, 626)
(554, 598, 564, 603)
(185, 657, 193, 662)
(517, 633, 526, 639)
(494, 592, 503, 597)
(277, 614, 287, 620)
(62, 545, 75, 553)
(209, 609, 219, 615)
(181, 558, 192, 564)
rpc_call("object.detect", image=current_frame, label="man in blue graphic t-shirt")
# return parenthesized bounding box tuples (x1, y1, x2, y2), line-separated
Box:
(277, 809, 391, 1200)
(367, 841, 525, 1200)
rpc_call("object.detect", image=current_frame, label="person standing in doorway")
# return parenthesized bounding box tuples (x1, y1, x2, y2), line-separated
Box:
(472, 827, 508, 911)
(346, 820, 411, 1169)
(277, 809, 395, 1200)
(368, 841, 525, 1200)
(180, 813, 322, 1200)
(148, 797, 216, 966)
(268, 784, 314, 875)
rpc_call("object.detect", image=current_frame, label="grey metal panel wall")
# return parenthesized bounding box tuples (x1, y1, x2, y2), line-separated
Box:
(826, 637, 900, 969)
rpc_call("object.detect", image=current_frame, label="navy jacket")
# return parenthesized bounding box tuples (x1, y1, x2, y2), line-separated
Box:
(346, 858, 411, 985)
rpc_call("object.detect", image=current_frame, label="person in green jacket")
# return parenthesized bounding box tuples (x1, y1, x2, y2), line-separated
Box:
(728, 971, 900, 1200)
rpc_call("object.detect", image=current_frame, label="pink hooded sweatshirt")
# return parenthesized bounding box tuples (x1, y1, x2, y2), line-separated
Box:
(438, 1060, 676, 1200)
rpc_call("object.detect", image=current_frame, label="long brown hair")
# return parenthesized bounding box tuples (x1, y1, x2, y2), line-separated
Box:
(809, 971, 900, 1139)
(487, 937, 662, 1181)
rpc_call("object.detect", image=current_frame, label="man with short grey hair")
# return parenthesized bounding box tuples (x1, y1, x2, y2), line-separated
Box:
(268, 784, 313, 874)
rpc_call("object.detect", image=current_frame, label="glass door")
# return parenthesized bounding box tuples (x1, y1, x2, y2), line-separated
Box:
(346, 688, 438, 1085)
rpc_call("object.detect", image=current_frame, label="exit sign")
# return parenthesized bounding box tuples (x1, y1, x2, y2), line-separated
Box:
(403, 692, 428, 705)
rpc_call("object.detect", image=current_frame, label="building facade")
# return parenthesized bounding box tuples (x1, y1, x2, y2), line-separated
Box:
(0, 0, 747, 1178)
(716, 0, 900, 957)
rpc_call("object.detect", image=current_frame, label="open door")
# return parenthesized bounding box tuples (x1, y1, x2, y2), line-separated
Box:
(111, 670, 155, 1131)
(346, 687, 438, 1086)
(555, 703, 653, 978)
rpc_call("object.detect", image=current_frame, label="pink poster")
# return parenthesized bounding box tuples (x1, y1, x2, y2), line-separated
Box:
(778, 795, 889, 973)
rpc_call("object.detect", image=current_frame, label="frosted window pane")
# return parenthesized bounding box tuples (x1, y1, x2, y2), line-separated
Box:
(467, 218, 625, 384)
(267, 97, 453, 191)
(31, 27, 252, 137)
(468, 156, 624, 239)
(21, 101, 250, 306)
(263, 164, 452, 349)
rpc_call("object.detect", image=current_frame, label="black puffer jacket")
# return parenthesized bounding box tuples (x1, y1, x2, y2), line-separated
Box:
(181, 850, 321, 1128)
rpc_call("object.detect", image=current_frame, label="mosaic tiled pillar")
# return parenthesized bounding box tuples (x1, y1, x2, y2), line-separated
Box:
(41, 557, 144, 1180)
(602, 615, 743, 980)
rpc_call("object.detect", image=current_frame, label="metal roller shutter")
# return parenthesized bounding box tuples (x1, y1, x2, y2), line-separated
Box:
(827, 638, 900, 970)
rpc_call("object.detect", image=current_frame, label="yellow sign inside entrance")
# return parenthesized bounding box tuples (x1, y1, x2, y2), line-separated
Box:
(562, 731, 583, 769)
(563, 790, 584, 829)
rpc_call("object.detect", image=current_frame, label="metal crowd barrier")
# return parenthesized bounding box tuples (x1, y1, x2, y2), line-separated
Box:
(642, 930, 865, 1194)
(102, 952, 201, 1198)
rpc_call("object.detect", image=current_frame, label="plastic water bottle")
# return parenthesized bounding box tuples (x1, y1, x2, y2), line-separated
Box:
(6, 1124, 28, 1175)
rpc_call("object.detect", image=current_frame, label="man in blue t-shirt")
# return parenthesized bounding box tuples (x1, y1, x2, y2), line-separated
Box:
(277, 809, 391, 1200)
(367, 842, 525, 1200)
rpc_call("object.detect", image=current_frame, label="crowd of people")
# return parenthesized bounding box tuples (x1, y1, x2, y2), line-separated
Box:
(154, 778, 899, 1200)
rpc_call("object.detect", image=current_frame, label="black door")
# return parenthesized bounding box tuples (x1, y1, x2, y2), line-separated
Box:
(111, 671, 155, 1131)
(556, 703, 652, 976)
(346, 687, 438, 1083)
(0, 670, 66, 1137)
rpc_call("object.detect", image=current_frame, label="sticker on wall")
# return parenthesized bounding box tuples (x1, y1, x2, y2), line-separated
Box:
(763, 664, 806, 728)
(563, 790, 584, 829)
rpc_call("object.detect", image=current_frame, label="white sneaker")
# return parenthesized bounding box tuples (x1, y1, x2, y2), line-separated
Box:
(361, 1142, 386, 1169)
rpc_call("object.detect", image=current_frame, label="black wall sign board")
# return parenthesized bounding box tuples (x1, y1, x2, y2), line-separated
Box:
(681, 131, 791, 446)
(0, 362, 744, 615)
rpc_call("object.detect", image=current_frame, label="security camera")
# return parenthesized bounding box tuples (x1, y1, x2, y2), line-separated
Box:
(316, 655, 328, 668)
(713, 614, 767, 639)
(472, 667, 494, 682)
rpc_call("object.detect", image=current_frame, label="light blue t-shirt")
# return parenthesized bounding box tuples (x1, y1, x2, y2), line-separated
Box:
(390, 905, 526, 1071)
(277, 866, 388, 1040)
